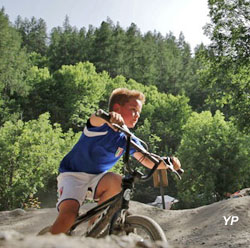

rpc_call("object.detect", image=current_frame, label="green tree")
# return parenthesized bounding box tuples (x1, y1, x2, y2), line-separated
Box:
(82, 25, 96, 63)
(154, 32, 183, 94)
(200, 0, 250, 133)
(91, 19, 114, 74)
(198, 50, 250, 133)
(48, 16, 82, 72)
(185, 44, 212, 112)
(138, 31, 158, 86)
(108, 23, 126, 77)
(205, 0, 250, 62)
(142, 89, 192, 154)
(21, 66, 53, 121)
(15, 16, 48, 56)
(177, 111, 250, 208)
(0, 113, 80, 210)
(0, 8, 30, 124)
(124, 23, 143, 81)
(51, 62, 109, 130)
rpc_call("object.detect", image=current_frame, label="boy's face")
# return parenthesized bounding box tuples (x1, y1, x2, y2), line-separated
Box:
(118, 98, 142, 128)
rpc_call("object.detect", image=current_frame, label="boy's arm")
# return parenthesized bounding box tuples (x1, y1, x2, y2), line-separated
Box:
(89, 114, 107, 127)
(133, 152, 181, 170)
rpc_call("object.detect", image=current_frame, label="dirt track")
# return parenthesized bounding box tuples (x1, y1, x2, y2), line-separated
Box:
(0, 194, 249, 248)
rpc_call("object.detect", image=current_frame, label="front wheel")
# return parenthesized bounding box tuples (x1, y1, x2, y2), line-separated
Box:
(37, 225, 51, 235)
(111, 214, 167, 242)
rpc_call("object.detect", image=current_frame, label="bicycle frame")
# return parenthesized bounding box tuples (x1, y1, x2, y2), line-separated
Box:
(69, 171, 144, 235)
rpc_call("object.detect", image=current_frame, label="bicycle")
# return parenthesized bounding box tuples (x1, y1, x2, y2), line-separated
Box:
(38, 109, 183, 242)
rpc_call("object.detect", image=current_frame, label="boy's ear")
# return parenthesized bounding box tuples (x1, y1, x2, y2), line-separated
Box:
(113, 103, 121, 113)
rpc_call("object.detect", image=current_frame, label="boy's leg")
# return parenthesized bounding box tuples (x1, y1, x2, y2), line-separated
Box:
(50, 199, 79, 234)
(50, 172, 120, 233)
(94, 172, 122, 205)
(87, 172, 122, 226)
(50, 172, 90, 234)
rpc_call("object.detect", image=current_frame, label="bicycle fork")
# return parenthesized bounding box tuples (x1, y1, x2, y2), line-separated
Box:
(108, 175, 135, 235)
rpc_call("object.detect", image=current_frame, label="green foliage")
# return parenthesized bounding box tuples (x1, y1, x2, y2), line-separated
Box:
(228, 65, 250, 131)
(200, 0, 250, 133)
(41, 17, 198, 97)
(0, 9, 30, 124)
(0, 113, 80, 210)
(16, 62, 109, 131)
(184, 44, 211, 112)
(91, 19, 115, 74)
(21, 66, 52, 120)
(51, 62, 109, 130)
(142, 91, 192, 154)
(15, 16, 48, 56)
(205, 0, 250, 61)
(29, 52, 49, 68)
(177, 111, 250, 208)
(48, 16, 85, 72)
(198, 50, 250, 133)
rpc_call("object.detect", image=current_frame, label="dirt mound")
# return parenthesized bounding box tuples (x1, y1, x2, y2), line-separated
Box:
(0, 193, 249, 248)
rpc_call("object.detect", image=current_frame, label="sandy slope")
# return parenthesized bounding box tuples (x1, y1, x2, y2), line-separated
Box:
(0, 194, 249, 248)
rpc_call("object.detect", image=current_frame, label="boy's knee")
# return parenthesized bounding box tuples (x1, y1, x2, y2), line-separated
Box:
(104, 172, 122, 186)
(95, 172, 122, 197)
(58, 199, 80, 215)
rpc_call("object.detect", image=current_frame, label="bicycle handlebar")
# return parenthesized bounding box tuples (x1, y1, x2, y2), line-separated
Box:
(95, 109, 183, 180)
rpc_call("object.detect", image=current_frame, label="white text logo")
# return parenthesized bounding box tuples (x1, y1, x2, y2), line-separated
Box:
(223, 216, 239, 225)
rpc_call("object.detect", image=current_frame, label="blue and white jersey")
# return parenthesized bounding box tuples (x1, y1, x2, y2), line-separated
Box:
(59, 121, 142, 174)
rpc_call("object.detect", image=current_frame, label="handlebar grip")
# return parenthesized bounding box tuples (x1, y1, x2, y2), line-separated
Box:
(177, 168, 184, 174)
(95, 109, 110, 122)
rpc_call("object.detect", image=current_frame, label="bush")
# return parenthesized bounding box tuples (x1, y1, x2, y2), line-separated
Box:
(0, 113, 80, 210)
(176, 111, 250, 208)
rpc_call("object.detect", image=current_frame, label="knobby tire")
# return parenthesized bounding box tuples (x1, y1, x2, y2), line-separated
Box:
(111, 214, 167, 242)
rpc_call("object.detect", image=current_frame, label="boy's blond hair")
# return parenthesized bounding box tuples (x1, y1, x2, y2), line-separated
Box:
(108, 88, 145, 111)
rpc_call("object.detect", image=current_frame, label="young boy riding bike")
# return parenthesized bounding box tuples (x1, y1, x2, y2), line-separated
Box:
(50, 88, 181, 234)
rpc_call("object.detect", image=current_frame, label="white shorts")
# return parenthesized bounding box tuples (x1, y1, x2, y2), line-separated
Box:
(56, 171, 106, 210)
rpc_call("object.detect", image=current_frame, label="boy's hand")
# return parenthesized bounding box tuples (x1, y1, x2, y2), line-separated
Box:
(158, 156, 181, 171)
(171, 157, 181, 171)
(109, 111, 124, 129)
(157, 157, 181, 171)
